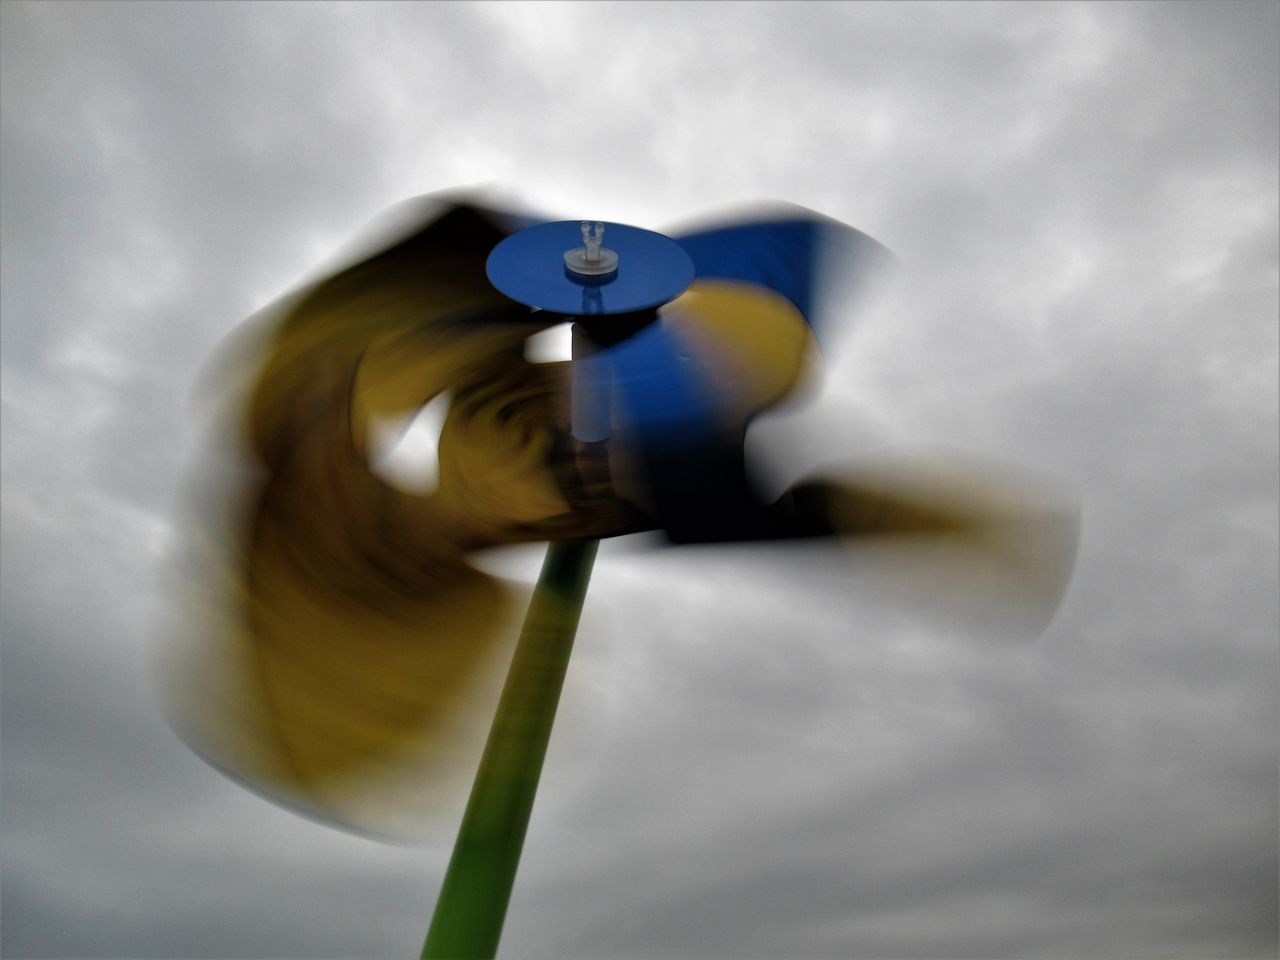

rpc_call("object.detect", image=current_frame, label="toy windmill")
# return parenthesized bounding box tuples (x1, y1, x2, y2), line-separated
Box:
(163, 194, 1077, 959)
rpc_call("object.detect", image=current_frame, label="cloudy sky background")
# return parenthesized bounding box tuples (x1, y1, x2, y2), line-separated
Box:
(2, 2, 1277, 957)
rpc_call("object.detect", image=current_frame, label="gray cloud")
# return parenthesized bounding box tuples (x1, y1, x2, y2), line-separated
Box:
(2, 1, 1276, 958)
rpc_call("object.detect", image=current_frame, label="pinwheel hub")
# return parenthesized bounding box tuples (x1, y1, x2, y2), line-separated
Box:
(563, 221, 619, 277)
(486, 220, 694, 317)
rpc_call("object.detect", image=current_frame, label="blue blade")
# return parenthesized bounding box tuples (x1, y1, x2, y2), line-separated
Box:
(675, 219, 821, 318)
(600, 322, 775, 542)
(673, 211, 893, 348)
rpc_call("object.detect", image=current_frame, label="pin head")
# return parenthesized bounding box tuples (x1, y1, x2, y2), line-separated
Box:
(564, 221, 619, 277)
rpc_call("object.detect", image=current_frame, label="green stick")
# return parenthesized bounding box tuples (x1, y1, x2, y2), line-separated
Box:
(422, 538, 599, 959)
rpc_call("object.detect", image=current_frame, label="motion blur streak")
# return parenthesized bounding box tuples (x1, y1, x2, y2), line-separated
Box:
(160, 192, 1077, 840)
(161, 200, 612, 840)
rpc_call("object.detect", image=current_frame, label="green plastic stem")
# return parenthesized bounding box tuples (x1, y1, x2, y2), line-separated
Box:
(421, 538, 599, 959)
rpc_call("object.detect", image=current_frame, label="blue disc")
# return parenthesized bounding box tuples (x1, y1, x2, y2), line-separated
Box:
(486, 221, 695, 316)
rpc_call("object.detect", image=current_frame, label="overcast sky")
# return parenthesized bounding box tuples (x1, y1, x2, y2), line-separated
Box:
(2, 2, 1277, 958)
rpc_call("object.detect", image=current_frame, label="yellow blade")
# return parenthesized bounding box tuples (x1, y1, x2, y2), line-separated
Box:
(159, 203, 625, 839)
(786, 452, 1080, 638)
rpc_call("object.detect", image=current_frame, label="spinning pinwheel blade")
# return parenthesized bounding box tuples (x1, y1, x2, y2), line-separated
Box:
(162, 193, 1078, 959)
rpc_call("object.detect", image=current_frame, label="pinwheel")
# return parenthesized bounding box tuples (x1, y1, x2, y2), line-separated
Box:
(162, 193, 1077, 958)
